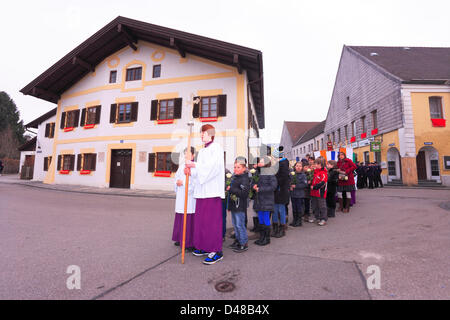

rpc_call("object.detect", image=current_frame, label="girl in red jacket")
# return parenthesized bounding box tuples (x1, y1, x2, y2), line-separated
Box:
(311, 157, 328, 226)
(337, 152, 357, 213)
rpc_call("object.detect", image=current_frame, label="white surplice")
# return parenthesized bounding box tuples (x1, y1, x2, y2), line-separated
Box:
(191, 141, 225, 199)
(174, 160, 197, 214)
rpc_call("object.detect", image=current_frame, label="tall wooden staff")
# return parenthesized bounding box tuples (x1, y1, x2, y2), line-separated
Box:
(181, 95, 199, 264)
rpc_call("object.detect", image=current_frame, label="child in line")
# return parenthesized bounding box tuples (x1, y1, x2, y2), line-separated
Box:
(310, 157, 328, 226)
(326, 160, 339, 218)
(172, 147, 197, 250)
(227, 157, 251, 253)
(303, 164, 314, 223)
(253, 156, 278, 246)
(289, 161, 308, 227)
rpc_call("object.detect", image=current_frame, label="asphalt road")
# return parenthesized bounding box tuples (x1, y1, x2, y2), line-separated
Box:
(1, 182, 449, 300)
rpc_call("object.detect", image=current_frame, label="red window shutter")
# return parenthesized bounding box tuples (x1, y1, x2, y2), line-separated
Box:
(148, 153, 156, 172)
(150, 100, 158, 120)
(110, 104, 117, 123)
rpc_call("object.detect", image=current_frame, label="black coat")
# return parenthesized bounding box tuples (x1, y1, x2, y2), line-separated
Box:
(290, 172, 308, 199)
(228, 173, 250, 213)
(326, 168, 339, 207)
(275, 158, 290, 205)
(253, 174, 278, 212)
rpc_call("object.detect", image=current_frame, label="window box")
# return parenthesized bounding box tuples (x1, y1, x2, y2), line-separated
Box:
(371, 128, 378, 135)
(84, 124, 95, 129)
(64, 127, 74, 132)
(361, 132, 367, 139)
(80, 170, 91, 175)
(350, 136, 356, 143)
(59, 170, 70, 174)
(154, 171, 172, 177)
(431, 118, 446, 127)
(199, 117, 218, 122)
(157, 119, 174, 125)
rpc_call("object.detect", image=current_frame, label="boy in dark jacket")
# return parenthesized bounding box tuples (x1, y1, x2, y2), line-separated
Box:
(227, 157, 251, 253)
(252, 157, 278, 246)
(289, 162, 308, 227)
(326, 160, 339, 218)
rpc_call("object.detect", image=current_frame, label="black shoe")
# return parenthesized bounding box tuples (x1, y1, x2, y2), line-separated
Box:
(258, 225, 270, 246)
(289, 212, 298, 227)
(233, 243, 248, 253)
(250, 217, 260, 232)
(228, 239, 240, 249)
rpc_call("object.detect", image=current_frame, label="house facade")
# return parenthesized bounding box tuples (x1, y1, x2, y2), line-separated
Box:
(22, 17, 264, 191)
(324, 46, 450, 186)
(279, 121, 320, 161)
(291, 121, 325, 161)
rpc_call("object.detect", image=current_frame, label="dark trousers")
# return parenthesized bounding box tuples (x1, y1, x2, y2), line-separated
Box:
(291, 197, 304, 217)
(311, 197, 327, 221)
(303, 198, 311, 215)
(368, 176, 374, 189)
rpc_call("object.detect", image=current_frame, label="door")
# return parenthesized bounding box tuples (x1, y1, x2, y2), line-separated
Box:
(416, 151, 427, 180)
(110, 149, 132, 188)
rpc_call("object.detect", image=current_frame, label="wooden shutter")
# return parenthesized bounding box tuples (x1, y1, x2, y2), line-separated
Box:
(171, 152, 179, 172)
(174, 98, 182, 119)
(91, 153, 97, 171)
(150, 100, 158, 120)
(110, 104, 117, 123)
(49, 123, 55, 138)
(60, 112, 66, 129)
(218, 94, 227, 117)
(77, 154, 82, 171)
(45, 123, 50, 137)
(95, 106, 101, 124)
(70, 155, 75, 171)
(44, 157, 48, 171)
(192, 96, 200, 118)
(57, 155, 62, 170)
(131, 102, 138, 122)
(80, 108, 86, 126)
(148, 153, 156, 172)
(73, 110, 80, 128)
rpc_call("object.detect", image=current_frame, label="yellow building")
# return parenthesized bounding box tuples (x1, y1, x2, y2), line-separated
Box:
(324, 46, 450, 186)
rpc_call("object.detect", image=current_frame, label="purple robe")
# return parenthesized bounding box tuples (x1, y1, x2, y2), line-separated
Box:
(193, 197, 223, 253)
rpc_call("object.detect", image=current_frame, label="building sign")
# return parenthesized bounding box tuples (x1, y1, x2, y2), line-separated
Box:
(444, 156, 450, 170)
(388, 143, 395, 147)
(424, 142, 433, 145)
(370, 141, 381, 152)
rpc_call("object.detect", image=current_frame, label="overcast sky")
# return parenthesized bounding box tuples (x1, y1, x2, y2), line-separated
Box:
(1, 0, 449, 143)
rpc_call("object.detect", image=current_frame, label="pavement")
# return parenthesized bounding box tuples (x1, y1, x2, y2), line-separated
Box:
(1, 174, 449, 300)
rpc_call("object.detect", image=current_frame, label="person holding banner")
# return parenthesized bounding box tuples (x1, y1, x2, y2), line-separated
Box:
(337, 152, 357, 213)
(185, 124, 225, 265)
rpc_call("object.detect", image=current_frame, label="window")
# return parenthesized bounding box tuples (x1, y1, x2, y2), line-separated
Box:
(375, 151, 381, 163)
(321, 138, 324, 150)
(201, 96, 218, 118)
(344, 125, 348, 141)
(152, 65, 161, 78)
(126, 67, 142, 81)
(388, 161, 396, 176)
(372, 110, 378, 129)
(361, 116, 366, 133)
(118, 103, 132, 123)
(86, 107, 97, 125)
(337, 129, 341, 143)
(109, 70, 117, 83)
(364, 151, 370, 164)
(59, 155, 75, 171)
(159, 99, 175, 120)
(429, 97, 443, 119)
(156, 152, 177, 172)
(79, 153, 96, 171)
(332, 132, 335, 143)
(346, 96, 350, 109)
(62, 110, 79, 129)
(45, 122, 55, 138)
(351, 121, 356, 137)
(431, 160, 440, 176)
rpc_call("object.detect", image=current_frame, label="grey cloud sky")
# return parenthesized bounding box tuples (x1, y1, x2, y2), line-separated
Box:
(1, 0, 449, 144)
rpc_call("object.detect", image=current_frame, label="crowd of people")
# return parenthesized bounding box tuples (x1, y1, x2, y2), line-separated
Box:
(170, 124, 381, 265)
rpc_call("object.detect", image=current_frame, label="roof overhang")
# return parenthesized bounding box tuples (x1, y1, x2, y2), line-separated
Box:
(20, 16, 265, 128)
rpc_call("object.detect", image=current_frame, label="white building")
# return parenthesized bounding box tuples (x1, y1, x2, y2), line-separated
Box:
(279, 121, 320, 160)
(291, 121, 325, 161)
(22, 16, 264, 191)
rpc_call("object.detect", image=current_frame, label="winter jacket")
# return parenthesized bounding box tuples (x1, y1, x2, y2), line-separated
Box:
(274, 158, 290, 205)
(290, 172, 308, 199)
(326, 168, 339, 207)
(337, 158, 357, 187)
(311, 167, 328, 198)
(228, 173, 250, 213)
(253, 174, 278, 212)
